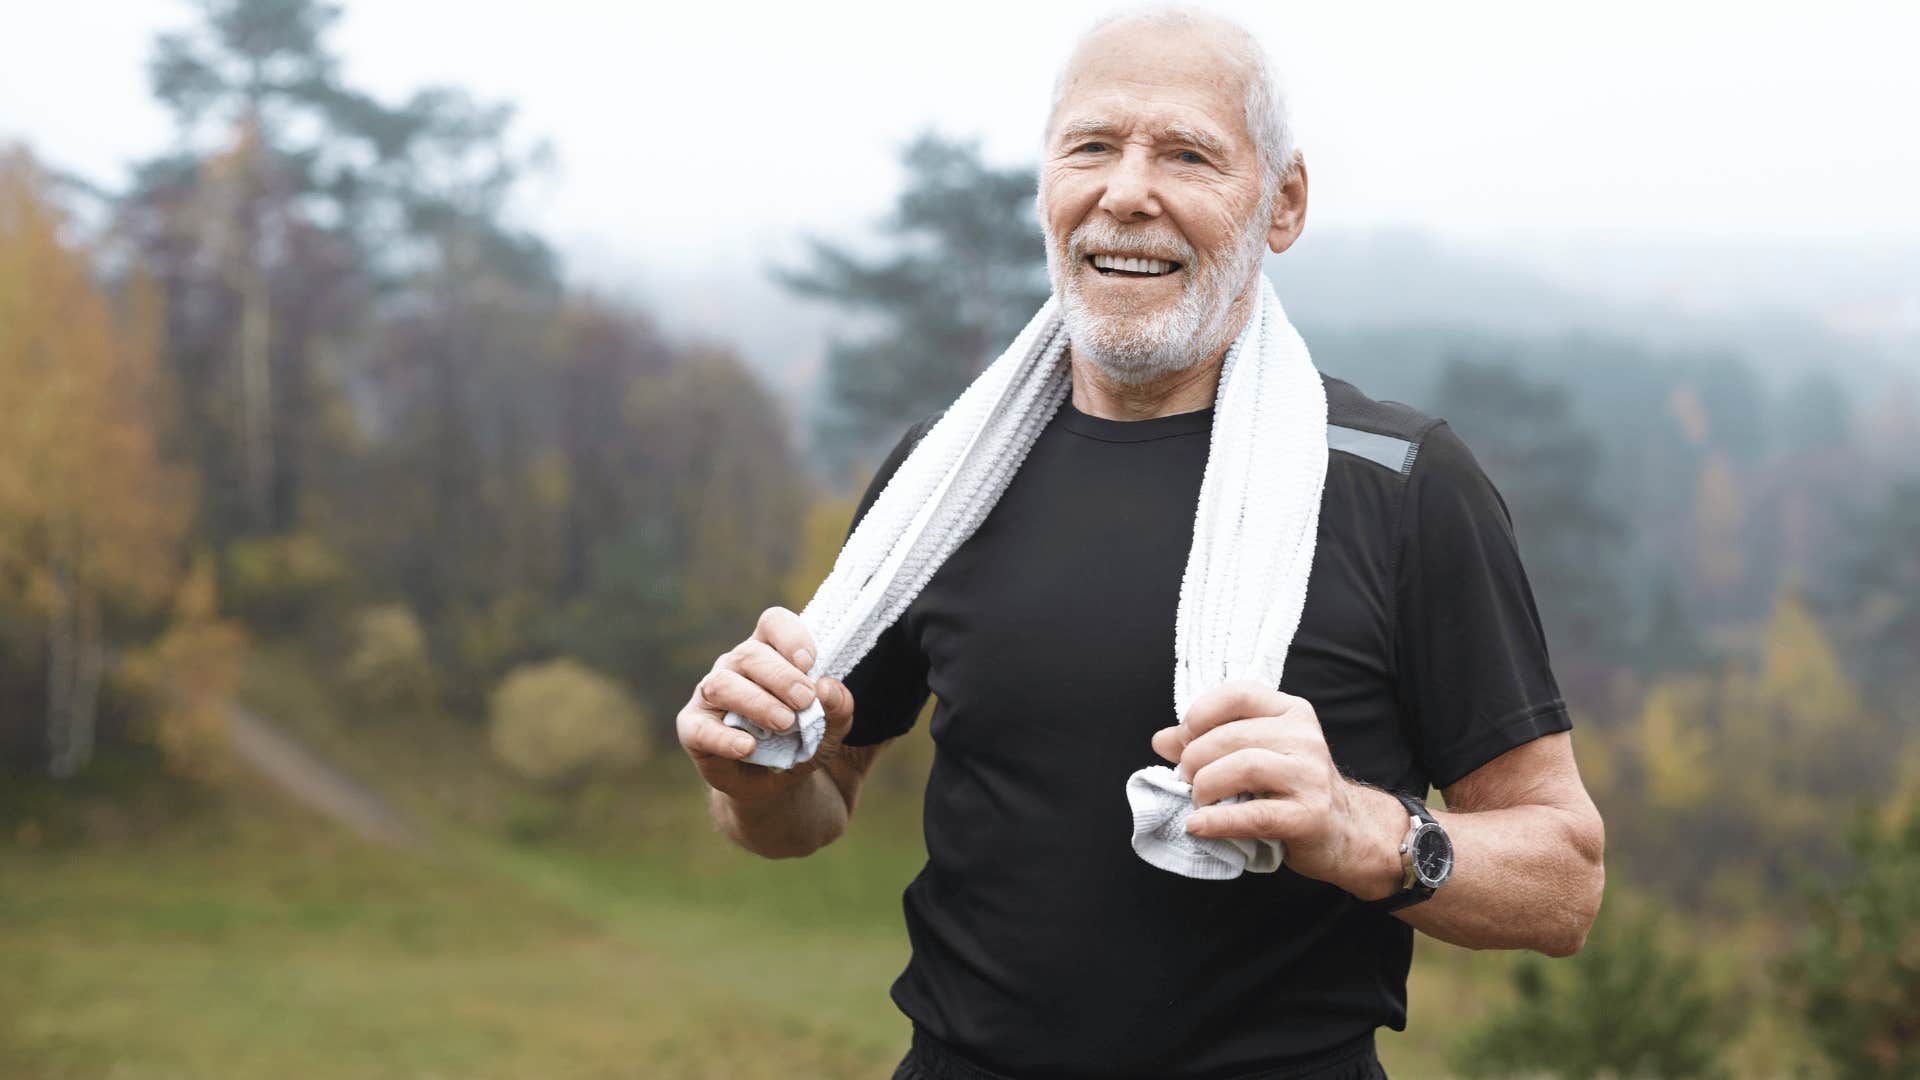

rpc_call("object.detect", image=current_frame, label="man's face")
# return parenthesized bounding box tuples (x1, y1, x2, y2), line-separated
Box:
(1038, 24, 1275, 386)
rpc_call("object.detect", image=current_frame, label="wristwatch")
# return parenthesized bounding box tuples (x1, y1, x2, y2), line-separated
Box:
(1363, 791, 1452, 912)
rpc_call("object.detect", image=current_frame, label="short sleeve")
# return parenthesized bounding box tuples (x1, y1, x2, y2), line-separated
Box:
(838, 413, 940, 747)
(1394, 420, 1573, 789)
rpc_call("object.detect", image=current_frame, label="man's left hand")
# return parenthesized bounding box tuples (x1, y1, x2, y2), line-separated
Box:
(1150, 678, 1398, 898)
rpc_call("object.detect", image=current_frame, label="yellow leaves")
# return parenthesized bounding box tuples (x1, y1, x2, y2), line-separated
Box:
(1758, 584, 1862, 734)
(0, 147, 190, 620)
(526, 449, 573, 511)
(1694, 450, 1745, 594)
(781, 485, 865, 613)
(487, 658, 650, 790)
(1625, 584, 1876, 840)
(1637, 676, 1715, 811)
(341, 604, 437, 713)
(120, 553, 250, 783)
(224, 530, 349, 620)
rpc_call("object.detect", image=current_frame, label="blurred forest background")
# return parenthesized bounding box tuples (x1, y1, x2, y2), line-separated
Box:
(3, 2, 1917, 1078)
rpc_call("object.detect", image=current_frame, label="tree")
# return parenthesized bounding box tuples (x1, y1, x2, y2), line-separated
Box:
(0, 148, 194, 777)
(117, 0, 554, 541)
(1833, 479, 1920, 723)
(1780, 797, 1920, 1079)
(554, 344, 810, 727)
(1450, 890, 1741, 1080)
(1775, 368, 1854, 456)
(1432, 358, 1628, 666)
(777, 132, 1049, 470)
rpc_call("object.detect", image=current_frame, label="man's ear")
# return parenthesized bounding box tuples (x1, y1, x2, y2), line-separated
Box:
(1267, 154, 1308, 255)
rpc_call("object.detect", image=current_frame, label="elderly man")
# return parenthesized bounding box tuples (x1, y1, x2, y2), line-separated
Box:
(677, 7, 1604, 1079)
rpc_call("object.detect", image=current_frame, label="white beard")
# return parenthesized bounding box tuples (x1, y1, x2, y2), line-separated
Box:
(1042, 208, 1270, 387)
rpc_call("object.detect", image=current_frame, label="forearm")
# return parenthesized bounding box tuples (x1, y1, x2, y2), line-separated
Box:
(709, 770, 849, 859)
(1343, 783, 1605, 956)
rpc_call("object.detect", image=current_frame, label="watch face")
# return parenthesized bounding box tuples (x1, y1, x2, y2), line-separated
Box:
(1412, 825, 1453, 887)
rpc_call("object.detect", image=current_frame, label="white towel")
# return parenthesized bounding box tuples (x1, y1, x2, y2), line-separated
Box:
(725, 274, 1328, 879)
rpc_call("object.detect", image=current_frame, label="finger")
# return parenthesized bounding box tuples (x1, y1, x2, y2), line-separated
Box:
(817, 677, 855, 741)
(677, 708, 759, 760)
(1151, 724, 1187, 764)
(1190, 746, 1302, 808)
(701, 665, 800, 733)
(753, 605, 820, 674)
(1177, 714, 1309, 782)
(1180, 678, 1297, 741)
(726, 638, 818, 716)
(1187, 796, 1310, 840)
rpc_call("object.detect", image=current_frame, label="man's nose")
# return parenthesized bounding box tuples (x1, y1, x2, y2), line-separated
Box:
(1096, 146, 1162, 222)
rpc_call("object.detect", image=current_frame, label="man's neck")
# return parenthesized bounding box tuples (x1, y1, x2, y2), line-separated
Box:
(1068, 347, 1226, 421)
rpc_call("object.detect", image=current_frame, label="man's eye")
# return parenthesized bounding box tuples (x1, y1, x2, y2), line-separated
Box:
(1077, 142, 1108, 153)
(1177, 150, 1207, 165)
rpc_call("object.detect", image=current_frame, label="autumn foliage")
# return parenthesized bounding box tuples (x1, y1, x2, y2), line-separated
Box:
(0, 148, 242, 779)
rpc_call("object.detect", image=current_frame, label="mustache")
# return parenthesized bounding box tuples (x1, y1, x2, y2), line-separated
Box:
(1065, 219, 1195, 265)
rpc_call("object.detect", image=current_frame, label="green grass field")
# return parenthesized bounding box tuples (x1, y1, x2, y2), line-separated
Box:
(0, 776, 922, 1079)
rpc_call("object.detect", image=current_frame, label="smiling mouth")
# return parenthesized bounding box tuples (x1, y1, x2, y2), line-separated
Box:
(1087, 253, 1182, 278)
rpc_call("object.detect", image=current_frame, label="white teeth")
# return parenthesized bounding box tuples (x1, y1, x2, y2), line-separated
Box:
(1091, 253, 1175, 274)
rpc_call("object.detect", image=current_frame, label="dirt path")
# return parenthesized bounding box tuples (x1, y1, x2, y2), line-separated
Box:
(227, 705, 422, 848)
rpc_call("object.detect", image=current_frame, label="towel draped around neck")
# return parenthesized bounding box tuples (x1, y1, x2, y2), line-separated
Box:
(724, 274, 1328, 879)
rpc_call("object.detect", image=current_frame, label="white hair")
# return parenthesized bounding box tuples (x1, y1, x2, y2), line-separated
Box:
(1043, 4, 1300, 210)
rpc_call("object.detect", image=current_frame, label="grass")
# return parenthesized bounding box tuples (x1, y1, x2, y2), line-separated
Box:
(0, 782, 914, 1080)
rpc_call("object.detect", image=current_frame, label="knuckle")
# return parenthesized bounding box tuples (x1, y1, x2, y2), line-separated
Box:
(1256, 801, 1290, 832)
(1247, 746, 1288, 773)
(739, 637, 776, 666)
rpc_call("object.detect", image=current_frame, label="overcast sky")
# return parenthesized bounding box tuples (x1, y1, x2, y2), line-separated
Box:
(4, 0, 1918, 353)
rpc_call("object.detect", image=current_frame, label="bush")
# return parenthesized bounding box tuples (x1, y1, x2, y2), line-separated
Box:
(1780, 796, 1920, 1079)
(222, 531, 349, 629)
(1449, 887, 1741, 1080)
(118, 554, 249, 784)
(487, 658, 649, 791)
(341, 603, 436, 713)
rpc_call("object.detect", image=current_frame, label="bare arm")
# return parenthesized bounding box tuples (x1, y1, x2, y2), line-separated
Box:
(1342, 731, 1606, 956)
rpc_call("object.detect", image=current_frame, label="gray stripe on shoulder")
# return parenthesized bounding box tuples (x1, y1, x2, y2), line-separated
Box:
(1328, 424, 1417, 475)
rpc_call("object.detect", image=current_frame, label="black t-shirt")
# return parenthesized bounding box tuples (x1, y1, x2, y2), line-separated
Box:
(838, 372, 1572, 1078)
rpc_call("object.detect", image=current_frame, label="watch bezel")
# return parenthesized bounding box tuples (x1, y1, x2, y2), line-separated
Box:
(1408, 820, 1453, 888)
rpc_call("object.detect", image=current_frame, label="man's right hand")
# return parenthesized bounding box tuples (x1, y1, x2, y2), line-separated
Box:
(676, 605, 857, 805)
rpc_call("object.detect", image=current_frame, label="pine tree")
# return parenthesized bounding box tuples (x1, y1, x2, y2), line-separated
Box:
(1779, 797, 1920, 1079)
(1450, 891, 1741, 1079)
(776, 132, 1049, 471)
